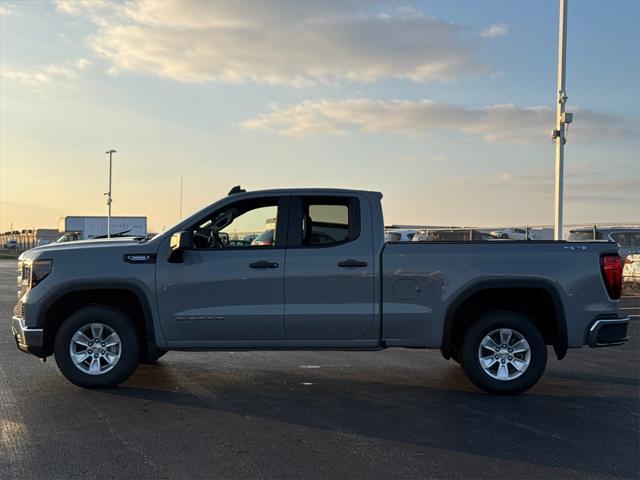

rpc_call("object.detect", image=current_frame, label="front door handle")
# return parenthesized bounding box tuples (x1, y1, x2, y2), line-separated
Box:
(249, 260, 279, 269)
(337, 259, 368, 268)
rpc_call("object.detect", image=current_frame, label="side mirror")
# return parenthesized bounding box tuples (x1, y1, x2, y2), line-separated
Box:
(170, 231, 193, 251)
(169, 231, 192, 262)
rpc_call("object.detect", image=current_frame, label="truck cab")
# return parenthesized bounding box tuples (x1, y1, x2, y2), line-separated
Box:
(159, 189, 381, 347)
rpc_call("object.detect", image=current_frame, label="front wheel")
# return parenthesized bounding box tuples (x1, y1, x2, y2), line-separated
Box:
(460, 311, 547, 395)
(54, 306, 140, 388)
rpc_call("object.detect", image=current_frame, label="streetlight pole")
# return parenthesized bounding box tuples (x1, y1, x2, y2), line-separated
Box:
(552, 0, 572, 240)
(105, 149, 116, 238)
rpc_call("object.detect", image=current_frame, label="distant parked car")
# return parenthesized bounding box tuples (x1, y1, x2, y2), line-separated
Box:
(385, 229, 418, 242)
(241, 234, 258, 243)
(250, 229, 336, 246)
(490, 228, 537, 240)
(4, 239, 18, 249)
(412, 229, 493, 242)
(228, 239, 252, 247)
(251, 229, 275, 246)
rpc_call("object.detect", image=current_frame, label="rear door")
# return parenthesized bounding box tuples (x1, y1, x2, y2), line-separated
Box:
(283, 195, 375, 340)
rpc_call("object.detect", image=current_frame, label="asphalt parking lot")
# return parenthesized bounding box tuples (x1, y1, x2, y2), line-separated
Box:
(0, 260, 638, 480)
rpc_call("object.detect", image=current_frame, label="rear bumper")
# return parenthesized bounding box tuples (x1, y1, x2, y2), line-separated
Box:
(11, 315, 45, 357)
(588, 316, 630, 347)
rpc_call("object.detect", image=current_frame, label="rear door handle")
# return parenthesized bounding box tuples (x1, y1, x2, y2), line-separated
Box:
(249, 260, 279, 269)
(338, 259, 368, 268)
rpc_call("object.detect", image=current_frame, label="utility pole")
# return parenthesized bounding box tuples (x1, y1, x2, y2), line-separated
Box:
(105, 149, 117, 238)
(552, 0, 573, 240)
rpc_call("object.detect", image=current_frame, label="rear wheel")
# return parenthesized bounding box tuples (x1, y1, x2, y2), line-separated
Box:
(54, 306, 140, 388)
(460, 311, 547, 395)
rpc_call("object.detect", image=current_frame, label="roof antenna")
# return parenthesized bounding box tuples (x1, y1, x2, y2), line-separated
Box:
(228, 185, 246, 195)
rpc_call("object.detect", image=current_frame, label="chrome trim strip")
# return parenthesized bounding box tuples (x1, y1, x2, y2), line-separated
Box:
(12, 315, 44, 349)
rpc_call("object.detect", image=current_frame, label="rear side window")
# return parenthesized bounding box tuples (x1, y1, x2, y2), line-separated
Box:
(306, 204, 349, 245)
(290, 197, 360, 247)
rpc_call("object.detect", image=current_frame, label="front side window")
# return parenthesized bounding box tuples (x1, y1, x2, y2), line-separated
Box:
(192, 200, 278, 249)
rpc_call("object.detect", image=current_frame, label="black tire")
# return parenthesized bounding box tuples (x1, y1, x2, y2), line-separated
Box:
(54, 305, 140, 388)
(460, 311, 547, 395)
(450, 348, 461, 364)
(500, 233, 509, 239)
(141, 346, 168, 365)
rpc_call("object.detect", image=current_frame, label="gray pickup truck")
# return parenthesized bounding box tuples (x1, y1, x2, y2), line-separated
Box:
(12, 187, 629, 394)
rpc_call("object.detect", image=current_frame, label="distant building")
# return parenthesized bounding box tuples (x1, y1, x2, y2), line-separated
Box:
(1, 228, 59, 250)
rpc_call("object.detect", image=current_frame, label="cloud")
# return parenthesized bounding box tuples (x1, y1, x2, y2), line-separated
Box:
(241, 98, 639, 143)
(480, 23, 508, 38)
(444, 164, 640, 204)
(1, 58, 91, 87)
(55, 0, 488, 85)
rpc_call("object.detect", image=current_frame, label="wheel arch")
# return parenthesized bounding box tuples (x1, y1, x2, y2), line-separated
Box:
(441, 279, 567, 361)
(39, 281, 157, 357)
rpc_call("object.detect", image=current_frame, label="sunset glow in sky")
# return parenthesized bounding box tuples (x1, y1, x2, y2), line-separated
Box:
(1, 0, 638, 232)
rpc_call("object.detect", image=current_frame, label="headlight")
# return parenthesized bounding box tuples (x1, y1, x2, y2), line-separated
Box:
(31, 259, 53, 288)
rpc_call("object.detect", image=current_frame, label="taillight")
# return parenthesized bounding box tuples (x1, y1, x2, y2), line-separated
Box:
(600, 254, 623, 299)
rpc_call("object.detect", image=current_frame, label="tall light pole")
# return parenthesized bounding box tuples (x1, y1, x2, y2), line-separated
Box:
(552, 0, 573, 240)
(105, 149, 117, 238)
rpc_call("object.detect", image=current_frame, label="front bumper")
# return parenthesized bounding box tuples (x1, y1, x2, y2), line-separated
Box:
(12, 315, 45, 357)
(588, 316, 630, 347)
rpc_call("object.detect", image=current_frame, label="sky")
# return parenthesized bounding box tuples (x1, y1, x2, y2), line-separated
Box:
(1, 0, 639, 233)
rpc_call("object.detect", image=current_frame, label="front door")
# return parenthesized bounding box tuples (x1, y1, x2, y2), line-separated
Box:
(156, 196, 288, 346)
(283, 195, 375, 341)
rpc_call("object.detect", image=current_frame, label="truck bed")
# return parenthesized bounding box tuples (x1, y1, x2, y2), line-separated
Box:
(380, 240, 619, 349)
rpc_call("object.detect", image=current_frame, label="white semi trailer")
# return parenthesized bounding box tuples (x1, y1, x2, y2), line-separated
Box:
(57, 216, 147, 242)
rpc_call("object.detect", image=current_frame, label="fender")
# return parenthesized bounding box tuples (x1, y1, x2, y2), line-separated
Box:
(440, 278, 568, 360)
(36, 279, 162, 351)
